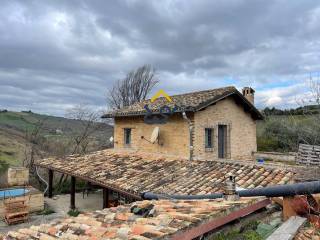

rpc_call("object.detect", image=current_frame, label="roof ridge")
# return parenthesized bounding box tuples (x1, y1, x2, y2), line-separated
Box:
(151, 85, 236, 100)
(110, 85, 237, 109)
(102, 85, 263, 120)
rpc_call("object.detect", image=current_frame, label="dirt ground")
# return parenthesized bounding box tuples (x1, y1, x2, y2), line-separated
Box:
(45, 191, 103, 215)
(0, 191, 103, 234)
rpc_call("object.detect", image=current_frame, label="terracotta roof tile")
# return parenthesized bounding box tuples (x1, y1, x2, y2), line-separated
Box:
(295, 225, 320, 240)
(102, 86, 263, 119)
(36, 149, 295, 198)
(3, 197, 266, 240)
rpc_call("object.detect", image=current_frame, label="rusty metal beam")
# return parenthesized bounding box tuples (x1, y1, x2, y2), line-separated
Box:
(70, 176, 76, 210)
(48, 169, 53, 198)
(103, 188, 110, 209)
(171, 198, 271, 240)
(36, 164, 142, 201)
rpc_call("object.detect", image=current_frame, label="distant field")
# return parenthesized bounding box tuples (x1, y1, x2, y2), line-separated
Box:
(0, 111, 113, 169)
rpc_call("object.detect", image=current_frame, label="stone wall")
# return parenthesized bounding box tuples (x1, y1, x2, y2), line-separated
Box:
(7, 167, 29, 187)
(193, 97, 257, 160)
(114, 114, 191, 158)
(254, 151, 296, 163)
(113, 97, 257, 161)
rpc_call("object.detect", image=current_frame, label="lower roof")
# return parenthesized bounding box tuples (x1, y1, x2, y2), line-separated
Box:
(4, 197, 269, 240)
(36, 149, 295, 198)
(295, 225, 320, 240)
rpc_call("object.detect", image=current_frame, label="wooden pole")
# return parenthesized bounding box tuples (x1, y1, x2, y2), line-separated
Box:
(70, 176, 76, 210)
(103, 188, 110, 209)
(283, 196, 296, 221)
(48, 169, 53, 198)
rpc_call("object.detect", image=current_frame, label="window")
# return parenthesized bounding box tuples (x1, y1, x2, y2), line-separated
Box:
(205, 128, 213, 148)
(124, 128, 131, 145)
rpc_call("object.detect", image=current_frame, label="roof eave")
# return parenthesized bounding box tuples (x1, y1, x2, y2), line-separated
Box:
(195, 90, 263, 120)
(233, 91, 264, 120)
(101, 89, 263, 120)
(101, 109, 196, 118)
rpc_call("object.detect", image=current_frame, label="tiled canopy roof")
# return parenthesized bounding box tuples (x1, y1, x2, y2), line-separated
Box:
(4, 197, 268, 240)
(36, 150, 295, 199)
(102, 86, 263, 119)
(294, 225, 320, 240)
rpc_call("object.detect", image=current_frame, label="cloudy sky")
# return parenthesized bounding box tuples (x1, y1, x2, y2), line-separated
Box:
(1, 0, 320, 116)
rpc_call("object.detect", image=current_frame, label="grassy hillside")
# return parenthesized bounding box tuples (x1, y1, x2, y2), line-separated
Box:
(0, 111, 113, 169)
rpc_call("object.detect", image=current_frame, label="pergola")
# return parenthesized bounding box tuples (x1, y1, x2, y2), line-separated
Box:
(46, 167, 142, 210)
(36, 149, 294, 210)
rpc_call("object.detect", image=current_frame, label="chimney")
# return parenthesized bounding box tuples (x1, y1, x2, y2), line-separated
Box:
(224, 174, 239, 201)
(242, 87, 255, 105)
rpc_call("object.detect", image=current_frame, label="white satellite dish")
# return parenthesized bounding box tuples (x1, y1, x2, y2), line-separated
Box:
(150, 127, 160, 144)
(109, 136, 114, 143)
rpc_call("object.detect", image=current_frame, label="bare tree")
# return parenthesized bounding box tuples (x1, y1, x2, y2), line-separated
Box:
(107, 65, 158, 109)
(56, 104, 105, 189)
(259, 76, 320, 152)
(23, 117, 48, 186)
(291, 76, 320, 146)
(65, 104, 104, 155)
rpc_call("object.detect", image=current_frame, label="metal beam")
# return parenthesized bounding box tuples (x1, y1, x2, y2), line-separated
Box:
(36, 165, 142, 200)
(171, 198, 271, 240)
(48, 169, 53, 198)
(70, 176, 76, 210)
(103, 188, 110, 209)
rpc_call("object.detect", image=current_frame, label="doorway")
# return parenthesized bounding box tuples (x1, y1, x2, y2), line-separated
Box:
(218, 125, 227, 158)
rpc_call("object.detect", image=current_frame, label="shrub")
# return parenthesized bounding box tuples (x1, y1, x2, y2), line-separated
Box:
(0, 160, 9, 174)
(37, 206, 55, 215)
(68, 209, 81, 217)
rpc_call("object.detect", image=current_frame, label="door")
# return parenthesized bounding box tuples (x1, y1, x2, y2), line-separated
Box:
(218, 125, 227, 158)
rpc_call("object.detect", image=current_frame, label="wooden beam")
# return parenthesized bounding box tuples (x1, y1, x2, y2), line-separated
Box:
(272, 197, 283, 207)
(48, 169, 53, 198)
(103, 188, 110, 209)
(283, 196, 297, 221)
(70, 176, 76, 210)
(37, 165, 142, 201)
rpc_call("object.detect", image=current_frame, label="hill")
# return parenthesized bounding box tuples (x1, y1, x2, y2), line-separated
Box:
(262, 105, 320, 116)
(0, 111, 113, 170)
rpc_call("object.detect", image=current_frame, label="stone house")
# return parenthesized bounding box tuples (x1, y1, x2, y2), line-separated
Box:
(103, 86, 263, 160)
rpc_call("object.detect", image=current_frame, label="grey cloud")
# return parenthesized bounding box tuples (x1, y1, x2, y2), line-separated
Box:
(1, 0, 320, 115)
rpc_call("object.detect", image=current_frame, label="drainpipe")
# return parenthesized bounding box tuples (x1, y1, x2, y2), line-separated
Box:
(182, 112, 193, 161)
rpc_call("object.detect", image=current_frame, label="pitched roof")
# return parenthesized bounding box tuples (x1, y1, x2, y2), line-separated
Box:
(36, 150, 295, 199)
(102, 86, 263, 119)
(4, 197, 268, 240)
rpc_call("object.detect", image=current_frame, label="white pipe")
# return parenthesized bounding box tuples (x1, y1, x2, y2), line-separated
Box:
(182, 112, 193, 161)
(36, 166, 48, 195)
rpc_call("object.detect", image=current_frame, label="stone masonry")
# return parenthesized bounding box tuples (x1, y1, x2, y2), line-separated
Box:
(114, 96, 257, 161)
(193, 97, 257, 160)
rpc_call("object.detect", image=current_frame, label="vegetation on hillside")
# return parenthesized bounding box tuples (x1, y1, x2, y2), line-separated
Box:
(262, 105, 320, 116)
(258, 79, 320, 152)
(0, 110, 113, 168)
(257, 109, 320, 152)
